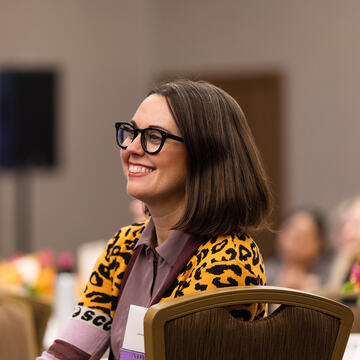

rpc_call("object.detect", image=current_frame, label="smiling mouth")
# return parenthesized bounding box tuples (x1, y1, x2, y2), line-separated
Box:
(129, 164, 154, 174)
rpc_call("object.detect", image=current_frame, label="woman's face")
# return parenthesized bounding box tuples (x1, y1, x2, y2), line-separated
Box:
(277, 212, 322, 266)
(121, 94, 187, 211)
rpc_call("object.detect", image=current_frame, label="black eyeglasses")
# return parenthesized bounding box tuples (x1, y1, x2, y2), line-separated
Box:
(115, 122, 184, 154)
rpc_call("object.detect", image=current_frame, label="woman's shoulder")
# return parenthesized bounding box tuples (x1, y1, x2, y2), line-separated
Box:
(201, 232, 261, 254)
(101, 221, 149, 259)
(168, 232, 265, 299)
(109, 220, 148, 244)
(117, 220, 149, 239)
(197, 233, 265, 277)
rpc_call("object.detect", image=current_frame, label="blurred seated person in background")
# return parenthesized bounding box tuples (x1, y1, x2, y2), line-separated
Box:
(326, 196, 360, 292)
(266, 207, 328, 291)
(38, 79, 272, 360)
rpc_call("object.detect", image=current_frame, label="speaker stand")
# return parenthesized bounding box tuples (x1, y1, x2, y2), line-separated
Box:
(15, 167, 31, 253)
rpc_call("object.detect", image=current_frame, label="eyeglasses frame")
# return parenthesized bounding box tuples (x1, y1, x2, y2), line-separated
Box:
(115, 121, 184, 155)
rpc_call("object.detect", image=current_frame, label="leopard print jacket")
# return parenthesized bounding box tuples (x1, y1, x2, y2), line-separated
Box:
(38, 221, 266, 360)
(78, 221, 266, 321)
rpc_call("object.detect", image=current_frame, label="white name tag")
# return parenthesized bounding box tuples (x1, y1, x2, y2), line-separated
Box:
(120, 305, 148, 360)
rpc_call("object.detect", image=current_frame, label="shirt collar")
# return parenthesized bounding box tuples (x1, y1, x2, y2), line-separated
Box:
(135, 217, 196, 266)
(136, 217, 156, 249)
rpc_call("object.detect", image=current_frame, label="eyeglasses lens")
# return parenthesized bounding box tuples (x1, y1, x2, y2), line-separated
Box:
(118, 124, 164, 153)
(143, 129, 163, 153)
(118, 124, 135, 147)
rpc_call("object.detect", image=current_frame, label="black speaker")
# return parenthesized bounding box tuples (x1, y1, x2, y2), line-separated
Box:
(0, 69, 57, 168)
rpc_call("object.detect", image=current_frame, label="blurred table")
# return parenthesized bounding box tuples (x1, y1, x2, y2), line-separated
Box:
(343, 334, 360, 359)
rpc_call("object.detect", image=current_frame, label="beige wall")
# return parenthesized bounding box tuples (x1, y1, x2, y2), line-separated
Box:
(0, 1, 150, 255)
(149, 0, 360, 215)
(1, 0, 360, 256)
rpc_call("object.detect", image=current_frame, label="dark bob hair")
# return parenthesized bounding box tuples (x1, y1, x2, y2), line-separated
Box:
(148, 79, 272, 237)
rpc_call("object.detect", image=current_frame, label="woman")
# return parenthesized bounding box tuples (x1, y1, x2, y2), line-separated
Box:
(38, 79, 271, 360)
(327, 197, 360, 291)
(266, 207, 327, 291)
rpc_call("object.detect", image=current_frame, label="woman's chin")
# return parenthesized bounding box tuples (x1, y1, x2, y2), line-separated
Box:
(127, 186, 148, 203)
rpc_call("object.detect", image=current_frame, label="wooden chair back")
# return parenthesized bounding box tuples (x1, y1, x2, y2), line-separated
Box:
(144, 286, 354, 360)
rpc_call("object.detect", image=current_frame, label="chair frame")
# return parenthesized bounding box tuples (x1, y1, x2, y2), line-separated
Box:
(0, 294, 38, 360)
(144, 286, 354, 360)
(0, 290, 52, 355)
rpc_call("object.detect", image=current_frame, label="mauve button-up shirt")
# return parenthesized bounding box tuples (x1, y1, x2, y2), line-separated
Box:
(111, 218, 193, 359)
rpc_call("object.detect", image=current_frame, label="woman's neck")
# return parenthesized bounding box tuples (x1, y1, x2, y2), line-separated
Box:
(147, 201, 185, 246)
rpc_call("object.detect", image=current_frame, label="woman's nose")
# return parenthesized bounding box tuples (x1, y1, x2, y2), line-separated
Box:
(125, 134, 145, 155)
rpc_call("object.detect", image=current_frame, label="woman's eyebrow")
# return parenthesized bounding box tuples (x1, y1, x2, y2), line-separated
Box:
(131, 119, 169, 132)
(148, 124, 168, 131)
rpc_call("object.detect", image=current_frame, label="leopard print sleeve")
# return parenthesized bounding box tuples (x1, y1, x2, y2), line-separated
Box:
(78, 221, 147, 319)
(37, 222, 148, 360)
(77, 233, 121, 318)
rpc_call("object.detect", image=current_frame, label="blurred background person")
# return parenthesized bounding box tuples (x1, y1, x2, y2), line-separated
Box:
(266, 207, 329, 291)
(326, 197, 360, 292)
